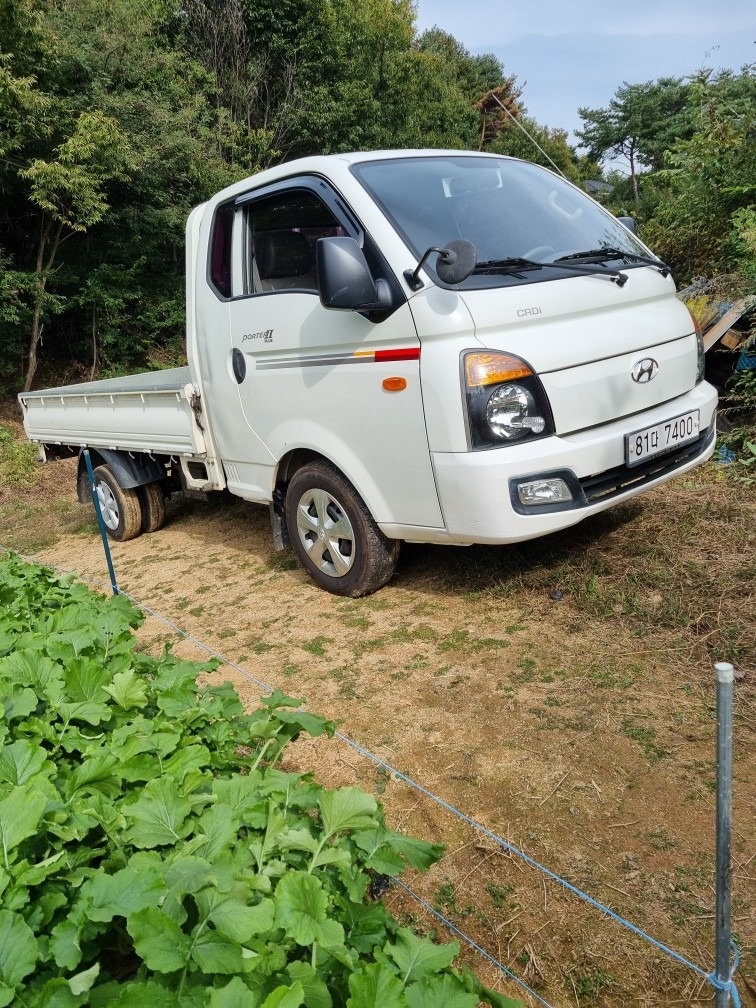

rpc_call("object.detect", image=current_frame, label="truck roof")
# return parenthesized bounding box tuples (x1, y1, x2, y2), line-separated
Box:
(208, 149, 516, 210)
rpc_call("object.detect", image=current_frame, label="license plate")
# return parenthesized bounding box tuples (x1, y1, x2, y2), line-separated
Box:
(625, 410, 700, 467)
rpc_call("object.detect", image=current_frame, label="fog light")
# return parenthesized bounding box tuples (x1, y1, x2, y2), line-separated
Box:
(517, 478, 573, 506)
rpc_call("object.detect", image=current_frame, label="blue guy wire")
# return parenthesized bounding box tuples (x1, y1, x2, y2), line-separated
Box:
(81, 449, 119, 595)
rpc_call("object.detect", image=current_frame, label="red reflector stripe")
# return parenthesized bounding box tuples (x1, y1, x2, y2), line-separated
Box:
(374, 348, 420, 362)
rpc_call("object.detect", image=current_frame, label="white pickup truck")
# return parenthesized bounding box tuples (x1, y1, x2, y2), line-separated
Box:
(19, 149, 718, 596)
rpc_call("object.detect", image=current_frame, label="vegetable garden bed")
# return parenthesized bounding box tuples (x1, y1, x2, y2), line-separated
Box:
(0, 554, 519, 1007)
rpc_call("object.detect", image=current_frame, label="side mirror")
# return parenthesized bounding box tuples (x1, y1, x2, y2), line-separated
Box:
(404, 239, 477, 290)
(616, 215, 637, 234)
(316, 237, 391, 311)
(435, 239, 477, 285)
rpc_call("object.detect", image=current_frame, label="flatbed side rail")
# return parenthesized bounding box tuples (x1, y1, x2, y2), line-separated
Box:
(19, 380, 207, 459)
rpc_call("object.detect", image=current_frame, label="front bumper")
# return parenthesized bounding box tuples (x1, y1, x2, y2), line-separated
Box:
(430, 381, 718, 545)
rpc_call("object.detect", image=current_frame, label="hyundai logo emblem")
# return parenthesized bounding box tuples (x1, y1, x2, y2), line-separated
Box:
(631, 358, 659, 383)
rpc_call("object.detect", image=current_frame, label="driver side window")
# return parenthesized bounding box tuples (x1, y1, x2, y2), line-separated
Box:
(244, 189, 343, 295)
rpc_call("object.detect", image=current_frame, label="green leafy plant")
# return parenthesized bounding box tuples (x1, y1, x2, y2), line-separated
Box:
(0, 553, 521, 1007)
(720, 364, 756, 483)
(733, 438, 756, 485)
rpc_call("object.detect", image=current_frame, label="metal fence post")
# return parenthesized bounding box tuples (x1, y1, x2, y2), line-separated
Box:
(82, 448, 119, 595)
(714, 661, 735, 1007)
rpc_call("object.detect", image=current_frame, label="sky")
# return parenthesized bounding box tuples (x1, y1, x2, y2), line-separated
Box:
(413, 1, 756, 154)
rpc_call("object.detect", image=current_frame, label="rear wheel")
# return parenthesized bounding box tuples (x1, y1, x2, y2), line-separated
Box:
(285, 462, 400, 597)
(92, 466, 142, 542)
(138, 481, 167, 533)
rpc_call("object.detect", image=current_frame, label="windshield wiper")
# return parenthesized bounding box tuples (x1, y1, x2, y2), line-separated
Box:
(555, 247, 671, 277)
(473, 257, 542, 274)
(473, 257, 627, 287)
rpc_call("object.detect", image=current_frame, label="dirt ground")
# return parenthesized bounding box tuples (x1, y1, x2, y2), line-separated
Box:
(1, 438, 754, 1007)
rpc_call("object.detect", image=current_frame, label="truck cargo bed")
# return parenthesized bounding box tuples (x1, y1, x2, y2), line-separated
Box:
(19, 367, 206, 458)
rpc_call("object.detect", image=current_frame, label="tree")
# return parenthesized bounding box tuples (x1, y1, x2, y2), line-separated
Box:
(0, 53, 48, 158)
(641, 66, 756, 282)
(180, 0, 328, 166)
(416, 27, 505, 97)
(301, 0, 421, 153)
(416, 27, 522, 149)
(0, 0, 236, 390)
(576, 78, 693, 199)
(20, 111, 134, 390)
(0, 30, 51, 387)
(295, 0, 488, 155)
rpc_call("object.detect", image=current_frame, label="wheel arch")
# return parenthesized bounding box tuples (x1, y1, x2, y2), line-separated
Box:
(275, 448, 330, 493)
(273, 443, 391, 525)
(266, 416, 442, 530)
(76, 448, 166, 502)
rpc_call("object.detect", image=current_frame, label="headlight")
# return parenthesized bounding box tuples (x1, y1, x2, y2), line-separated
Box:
(695, 330, 705, 384)
(687, 308, 705, 384)
(486, 384, 546, 440)
(463, 351, 554, 449)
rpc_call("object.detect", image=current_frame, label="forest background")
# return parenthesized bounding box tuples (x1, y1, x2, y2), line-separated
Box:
(1, 0, 755, 395)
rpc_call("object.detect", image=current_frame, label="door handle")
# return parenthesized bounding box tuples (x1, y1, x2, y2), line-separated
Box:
(231, 348, 246, 383)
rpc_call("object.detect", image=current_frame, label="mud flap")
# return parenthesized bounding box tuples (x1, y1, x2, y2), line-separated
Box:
(270, 489, 290, 551)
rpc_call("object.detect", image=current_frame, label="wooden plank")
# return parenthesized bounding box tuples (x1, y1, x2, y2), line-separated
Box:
(702, 298, 754, 351)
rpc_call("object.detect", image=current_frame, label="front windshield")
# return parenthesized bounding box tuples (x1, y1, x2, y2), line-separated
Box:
(351, 155, 649, 287)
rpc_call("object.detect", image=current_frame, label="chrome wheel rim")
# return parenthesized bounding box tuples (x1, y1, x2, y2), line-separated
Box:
(295, 487, 355, 578)
(95, 480, 120, 530)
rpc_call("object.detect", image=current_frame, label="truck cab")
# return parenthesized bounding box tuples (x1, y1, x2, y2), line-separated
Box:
(186, 150, 716, 594)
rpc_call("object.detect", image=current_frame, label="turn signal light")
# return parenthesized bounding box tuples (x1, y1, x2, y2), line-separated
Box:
(465, 352, 533, 387)
(383, 376, 407, 392)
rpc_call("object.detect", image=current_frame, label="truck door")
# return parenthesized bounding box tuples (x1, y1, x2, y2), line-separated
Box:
(219, 178, 443, 529)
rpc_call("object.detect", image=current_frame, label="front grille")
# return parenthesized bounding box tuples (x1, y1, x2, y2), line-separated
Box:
(580, 427, 715, 504)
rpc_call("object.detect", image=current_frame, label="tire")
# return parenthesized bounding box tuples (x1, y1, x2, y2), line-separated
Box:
(92, 465, 143, 542)
(284, 462, 400, 597)
(137, 480, 167, 534)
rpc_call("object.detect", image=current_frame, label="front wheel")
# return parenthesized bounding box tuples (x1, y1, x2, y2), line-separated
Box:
(92, 466, 143, 542)
(285, 462, 400, 597)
